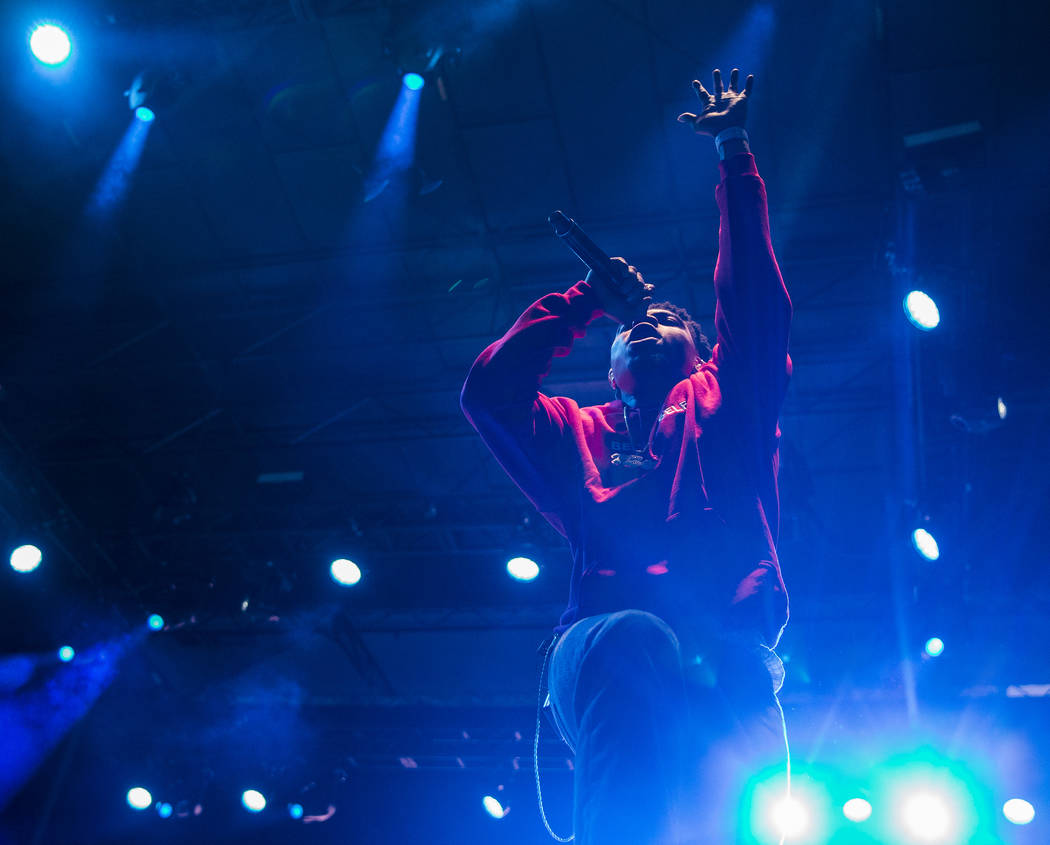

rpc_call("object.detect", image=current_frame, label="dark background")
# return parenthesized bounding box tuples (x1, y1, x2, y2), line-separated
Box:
(1, 0, 1048, 842)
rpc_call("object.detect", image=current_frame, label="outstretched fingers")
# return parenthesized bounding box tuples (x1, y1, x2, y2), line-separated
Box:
(712, 68, 723, 97)
(729, 68, 739, 92)
(744, 73, 754, 97)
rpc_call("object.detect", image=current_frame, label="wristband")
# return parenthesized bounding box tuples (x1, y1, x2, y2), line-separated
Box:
(714, 126, 749, 159)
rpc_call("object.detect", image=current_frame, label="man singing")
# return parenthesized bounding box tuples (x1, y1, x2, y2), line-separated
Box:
(461, 69, 791, 845)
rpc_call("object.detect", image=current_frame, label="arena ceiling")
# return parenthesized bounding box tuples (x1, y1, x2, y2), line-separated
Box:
(1, 0, 1047, 842)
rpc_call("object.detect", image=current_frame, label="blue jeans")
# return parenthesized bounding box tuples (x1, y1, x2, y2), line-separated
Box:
(547, 610, 789, 845)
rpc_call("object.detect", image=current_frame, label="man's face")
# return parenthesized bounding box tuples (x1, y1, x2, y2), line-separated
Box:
(609, 307, 698, 402)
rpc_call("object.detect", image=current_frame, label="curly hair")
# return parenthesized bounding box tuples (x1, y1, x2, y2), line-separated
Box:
(648, 300, 712, 360)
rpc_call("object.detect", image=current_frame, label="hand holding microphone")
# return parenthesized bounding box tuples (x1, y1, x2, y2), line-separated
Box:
(548, 210, 653, 325)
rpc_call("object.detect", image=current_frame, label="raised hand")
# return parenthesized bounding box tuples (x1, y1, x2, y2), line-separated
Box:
(677, 68, 753, 137)
(585, 258, 654, 325)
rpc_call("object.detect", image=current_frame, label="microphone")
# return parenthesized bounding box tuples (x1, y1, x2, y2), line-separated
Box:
(548, 210, 616, 284)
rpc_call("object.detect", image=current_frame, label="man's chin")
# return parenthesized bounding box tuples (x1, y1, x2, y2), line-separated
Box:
(626, 348, 668, 368)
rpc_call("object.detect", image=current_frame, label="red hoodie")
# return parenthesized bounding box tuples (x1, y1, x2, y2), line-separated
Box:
(461, 153, 791, 652)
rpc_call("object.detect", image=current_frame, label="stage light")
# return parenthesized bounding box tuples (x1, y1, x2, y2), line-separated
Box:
(288, 803, 304, 819)
(506, 556, 539, 582)
(924, 637, 944, 657)
(482, 795, 507, 818)
(10, 544, 42, 573)
(29, 24, 71, 66)
(157, 801, 173, 818)
(900, 792, 951, 841)
(242, 789, 266, 812)
(330, 558, 362, 586)
(57, 645, 75, 662)
(911, 528, 940, 561)
(85, 111, 155, 225)
(771, 795, 809, 839)
(147, 613, 165, 630)
(904, 290, 940, 330)
(362, 69, 425, 203)
(126, 787, 152, 810)
(997, 397, 1007, 420)
(843, 797, 872, 822)
(135, 106, 155, 123)
(1003, 798, 1034, 825)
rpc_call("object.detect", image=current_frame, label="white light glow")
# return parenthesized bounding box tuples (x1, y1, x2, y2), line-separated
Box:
(901, 793, 951, 841)
(925, 637, 944, 657)
(904, 290, 940, 330)
(1003, 798, 1034, 825)
(506, 556, 539, 581)
(482, 795, 507, 818)
(126, 787, 152, 810)
(10, 544, 42, 572)
(911, 528, 940, 561)
(242, 789, 266, 812)
(330, 558, 362, 586)
(843, 797, 872, 822)
(997, 397, 1007, 420)
(772, 796, 809, 838)
(30, 24, 71, 65)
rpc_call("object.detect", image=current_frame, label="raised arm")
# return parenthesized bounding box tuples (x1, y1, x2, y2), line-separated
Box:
(679, 70, 792, 458)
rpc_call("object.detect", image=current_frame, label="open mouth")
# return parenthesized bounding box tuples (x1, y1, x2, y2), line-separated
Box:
(627, 324, 660, 343)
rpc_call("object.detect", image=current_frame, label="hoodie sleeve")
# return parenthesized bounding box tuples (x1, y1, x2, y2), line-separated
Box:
(460, 281, 605, 537)
(710, 153, 793, 466)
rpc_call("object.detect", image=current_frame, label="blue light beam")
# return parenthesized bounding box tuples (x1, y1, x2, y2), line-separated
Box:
(0, 636, 133, 808)
(85, 113, 154, 224)
(709, 4, 776, 84)
(363, 78, 424, 202)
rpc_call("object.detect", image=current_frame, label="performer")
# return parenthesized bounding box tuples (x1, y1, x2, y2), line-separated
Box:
(461, 69, 791, 845)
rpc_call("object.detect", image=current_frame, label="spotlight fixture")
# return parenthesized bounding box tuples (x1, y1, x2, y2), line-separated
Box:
(126, 787, 153, 810)
(29, 23, 72, 65)
(482, 795, 508, 818)
(242, 789, 267, 812)
(10, 544, 42, 573)
(57, 645, 75, 662)
(1002, 798, 1035, 825)
(911, 527, 940, 561)
(506, 556, 539, 582)
(843, 797, 872, 822)
(924, 637, 945, 658)
(330, 558, 362, 586)
(903, 290, 940, 331)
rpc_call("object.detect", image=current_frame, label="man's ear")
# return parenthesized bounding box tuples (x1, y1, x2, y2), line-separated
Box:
(608, 368, 618, 395)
